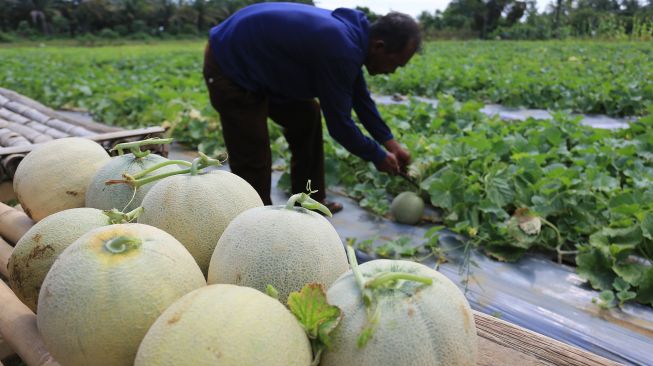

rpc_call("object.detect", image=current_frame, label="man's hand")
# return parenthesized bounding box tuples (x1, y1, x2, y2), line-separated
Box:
(383, 139, 411, 172)
(376, 152, 400, 174)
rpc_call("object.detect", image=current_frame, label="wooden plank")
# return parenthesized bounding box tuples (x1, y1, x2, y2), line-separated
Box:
(0, 127, 166, 156)
(474, 311, 623, 366)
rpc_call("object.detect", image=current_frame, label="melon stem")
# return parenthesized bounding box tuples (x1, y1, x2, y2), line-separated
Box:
(131, 160, 192, 179)
(190, 157, 201, 176)
(128, 153, 224, 187)
(285, 193, 332, 217)
(345, 245, 434, 348)
(112, 138, 173, 158)
(104, 236, 142, 254)
(365, 272, 433, 289)
(346, 245, 367, 294)
(103, 207, 144, 224)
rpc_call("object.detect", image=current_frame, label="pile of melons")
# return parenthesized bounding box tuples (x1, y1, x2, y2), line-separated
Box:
(5, 137, 477, 366)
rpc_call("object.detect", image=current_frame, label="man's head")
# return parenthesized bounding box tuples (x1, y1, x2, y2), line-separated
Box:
(365, 12, 421, 76)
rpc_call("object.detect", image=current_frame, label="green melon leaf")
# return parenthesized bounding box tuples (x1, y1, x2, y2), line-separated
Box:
(287, 283, 342, 347)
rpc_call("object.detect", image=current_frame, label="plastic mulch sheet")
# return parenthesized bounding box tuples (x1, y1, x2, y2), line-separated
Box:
(372, 94, 632, 130)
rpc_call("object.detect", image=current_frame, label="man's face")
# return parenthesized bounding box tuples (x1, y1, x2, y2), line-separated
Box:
(365, 38, 418, 76)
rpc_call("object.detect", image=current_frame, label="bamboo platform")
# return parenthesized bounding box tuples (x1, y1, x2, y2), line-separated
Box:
(0, 204, 623, 366)
(0, 87, 168, 180)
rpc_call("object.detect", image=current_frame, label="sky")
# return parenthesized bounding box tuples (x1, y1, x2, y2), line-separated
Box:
(314, 0, 553, 18)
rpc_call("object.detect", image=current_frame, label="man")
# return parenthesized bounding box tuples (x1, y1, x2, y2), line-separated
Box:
(203, 2, 420, 212)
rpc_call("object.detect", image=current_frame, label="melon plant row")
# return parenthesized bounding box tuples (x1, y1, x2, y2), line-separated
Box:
(5, 137, 478, 366)
(314, 97, 653, 308)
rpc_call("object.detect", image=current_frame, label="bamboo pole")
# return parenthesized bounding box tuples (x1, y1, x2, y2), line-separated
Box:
(0, 280, 61, 366)
(0, 237, 11, 278)
(0, 203, 34, 245)
(0, 332, 15, 361)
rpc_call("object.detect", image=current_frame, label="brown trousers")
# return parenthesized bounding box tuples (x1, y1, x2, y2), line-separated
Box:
(202, 43, 325, 205)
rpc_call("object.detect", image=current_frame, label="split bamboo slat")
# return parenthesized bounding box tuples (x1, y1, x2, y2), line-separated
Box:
(0, 118, 52, 144)
(0, 281, 61, 366)
(3, 102, 28, 116)
(0, 87, 120, 134)
(1, 105, 93, 138)
(0, 237, 11, 279)
(0, 108, 30, 125)
(19, 108, 50, 124)
(0, 126, 167, 156)
(0, 203, 34, 245)
(24, 122, 69, 139)
(0, 129, 30, 148)
(43, 119, 94, 137)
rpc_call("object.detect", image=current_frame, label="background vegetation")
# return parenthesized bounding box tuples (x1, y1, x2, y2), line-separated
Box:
(0, 0, 652, 42)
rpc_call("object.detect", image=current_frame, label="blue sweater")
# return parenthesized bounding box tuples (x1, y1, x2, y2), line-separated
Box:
(209, 2, 392, 164)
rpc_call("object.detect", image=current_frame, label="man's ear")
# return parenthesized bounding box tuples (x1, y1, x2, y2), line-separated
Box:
(371, 39, 385, 52)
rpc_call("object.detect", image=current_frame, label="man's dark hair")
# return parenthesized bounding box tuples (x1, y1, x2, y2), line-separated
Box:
(369, 12, 422, 53)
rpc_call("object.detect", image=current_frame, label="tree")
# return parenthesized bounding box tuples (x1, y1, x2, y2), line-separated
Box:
(354, 6, 379, 22)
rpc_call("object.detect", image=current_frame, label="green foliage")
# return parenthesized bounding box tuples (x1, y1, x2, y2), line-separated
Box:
(0, 32, 16, 43)
(288, 283, 342, 365)
(370, 41, 653, 117)
(1, 40, 651, 306)
(98, 28, 120, 40)
(336, 98, 653, 307)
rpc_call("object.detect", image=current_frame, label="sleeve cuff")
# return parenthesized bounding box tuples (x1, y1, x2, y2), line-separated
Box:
(370, 144, 387, 166)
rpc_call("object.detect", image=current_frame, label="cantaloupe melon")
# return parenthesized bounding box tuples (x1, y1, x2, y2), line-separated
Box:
(208, 198, 349, 303)
(7, 207, 112, 312)
(37, 223, 206, 366)
(138, 170, 263, 275)
(134, 284, 312, 366)
(13, 137, 111, 221)
(86, 153, 179, 212)
(321, 258, 478, 366)
(390, 191, 424, 225)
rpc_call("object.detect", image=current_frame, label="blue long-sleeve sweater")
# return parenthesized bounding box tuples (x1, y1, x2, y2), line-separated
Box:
(208, 2, 392, 164)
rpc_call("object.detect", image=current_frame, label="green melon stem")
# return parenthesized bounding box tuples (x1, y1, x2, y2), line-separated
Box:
(345, 245, 434, 348)
(128, 153, 225, 187)
(112, 138, 173, 158)
(284, 180, 332, 217)
(104, 236, 142, 254)
(190, 157, 201, 176)
(346, 245, 367, 294)
(364, 272, 433, 289)
(131, 160, 193, 179)
(103, 207, 144, 224)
